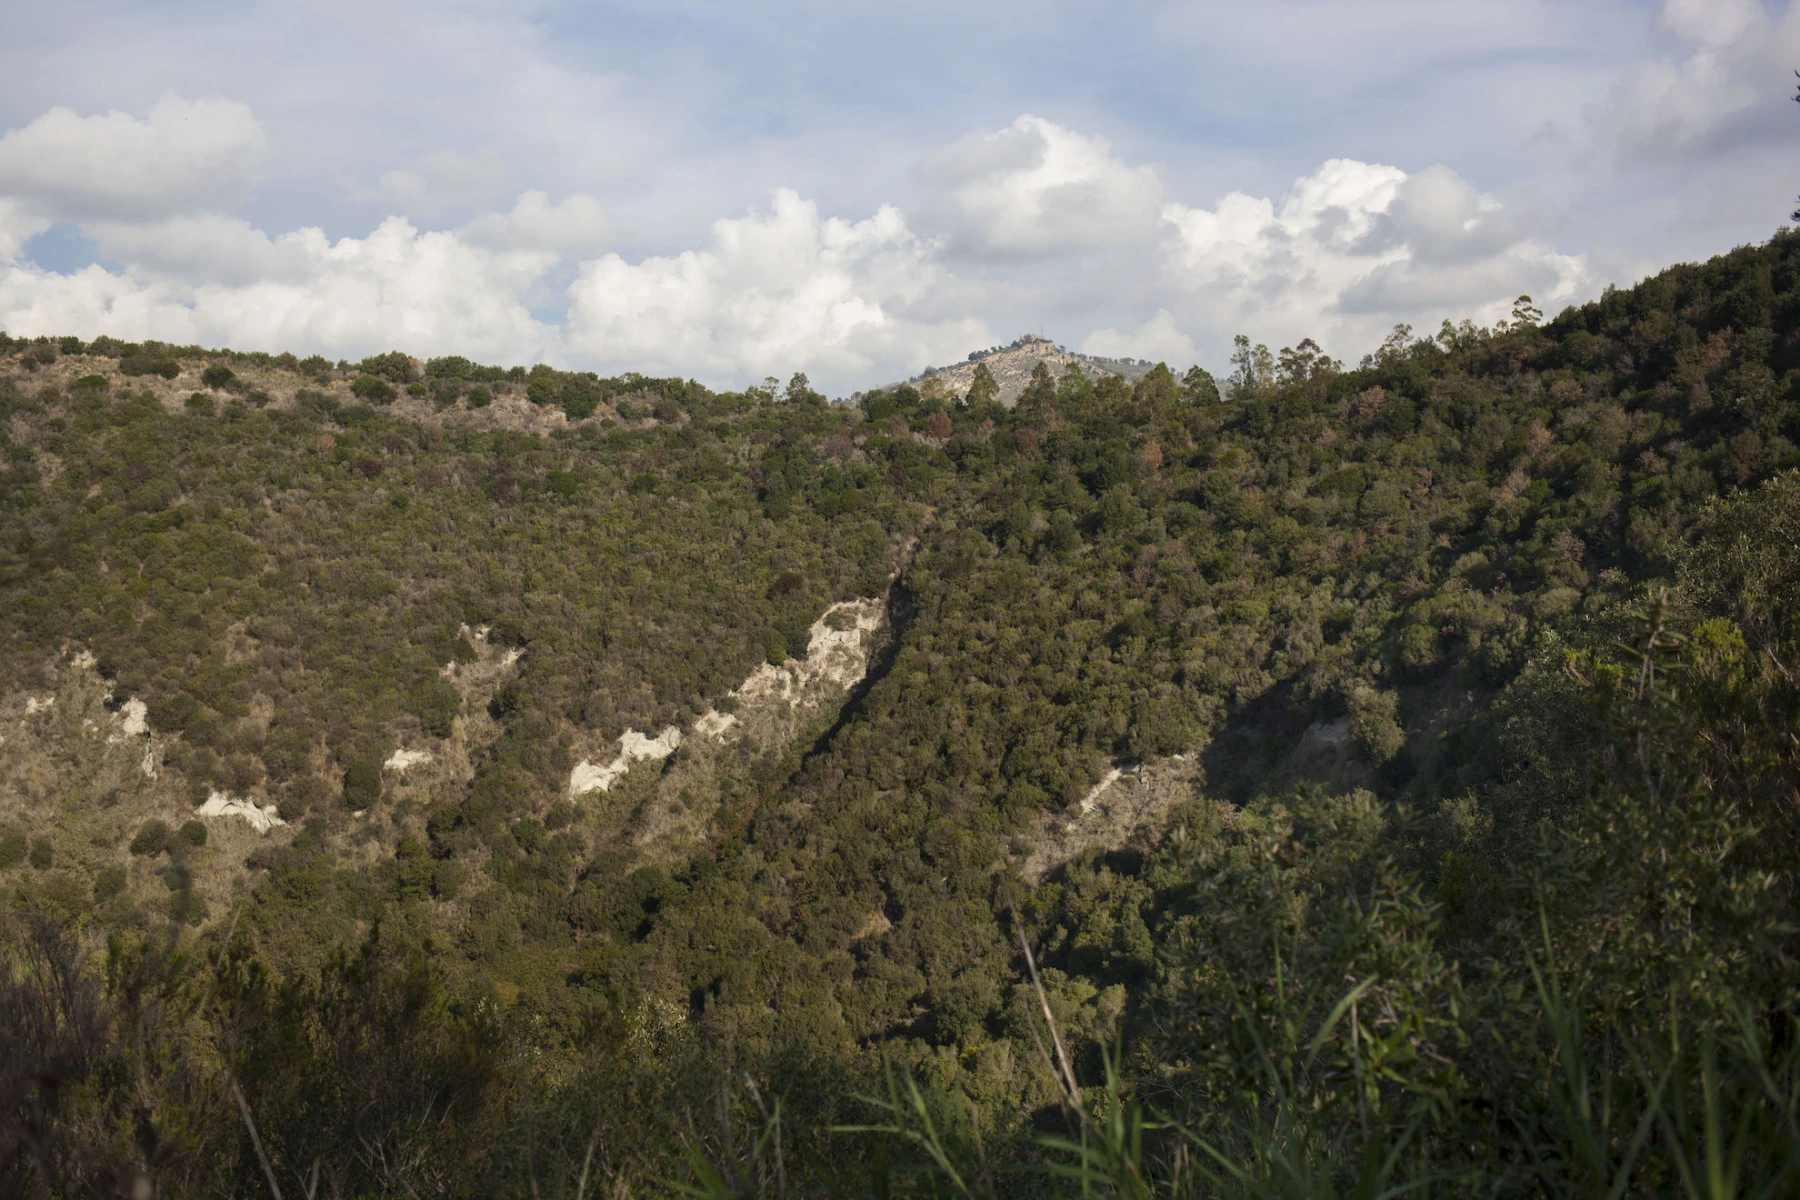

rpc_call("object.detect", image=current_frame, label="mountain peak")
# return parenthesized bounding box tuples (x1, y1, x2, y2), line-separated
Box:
(894, 333, 1156, 406)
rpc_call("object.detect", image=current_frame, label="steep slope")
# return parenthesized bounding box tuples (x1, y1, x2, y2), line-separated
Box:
(4, 231, 1800, 1195)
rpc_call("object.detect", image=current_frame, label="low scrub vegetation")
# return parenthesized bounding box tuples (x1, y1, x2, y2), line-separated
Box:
(4, 233, 1800, 1193)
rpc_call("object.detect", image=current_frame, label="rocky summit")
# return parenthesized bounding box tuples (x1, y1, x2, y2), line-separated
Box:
(889, 333, 1157, 405)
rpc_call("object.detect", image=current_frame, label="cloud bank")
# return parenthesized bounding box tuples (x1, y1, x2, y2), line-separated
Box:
(0, 0, 1790, 399)
(0, 101, 1591, 388)
(0, 94, 264, 221)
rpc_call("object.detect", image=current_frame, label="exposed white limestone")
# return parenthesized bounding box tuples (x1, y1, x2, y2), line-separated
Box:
(24, 695, 53, 715)
(735, 599, 884, 708)
(1080, 766, 1128, 815)
(384, 748, 433, 772)
(693, 709, 738, 739)
(570, 726, 683, 795)
(570, 596, 886, 799)
(196, 790, 287, 834)
(119, 697, 148, 736)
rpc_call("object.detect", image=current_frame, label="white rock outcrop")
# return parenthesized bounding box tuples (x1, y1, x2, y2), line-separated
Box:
(735, 599, 884, 707)
(692, 709, 737, 738)
(196, 790, 287, 834)
(570, 726, 683, 795)
(118, 697, 148, 736)
(384, 748, 433, 772)
(1080, 766, 1127, 815)
(567, 596, 887, 798)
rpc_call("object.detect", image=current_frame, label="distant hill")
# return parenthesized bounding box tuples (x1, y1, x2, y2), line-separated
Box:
(881, 333, 1159, 405)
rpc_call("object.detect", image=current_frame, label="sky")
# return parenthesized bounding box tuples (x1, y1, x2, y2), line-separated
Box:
(0, 0, 1795, 394)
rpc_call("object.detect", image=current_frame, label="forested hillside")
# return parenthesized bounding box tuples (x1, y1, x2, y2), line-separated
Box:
(4, 232, 1800, 1196)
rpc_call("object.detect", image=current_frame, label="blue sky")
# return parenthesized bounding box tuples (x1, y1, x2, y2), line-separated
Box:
(0, 0, 1794, 391)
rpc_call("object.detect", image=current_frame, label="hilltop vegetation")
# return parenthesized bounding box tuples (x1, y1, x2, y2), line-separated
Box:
(892, 332, 1161, 407)
(4, 232, 1800, 1195)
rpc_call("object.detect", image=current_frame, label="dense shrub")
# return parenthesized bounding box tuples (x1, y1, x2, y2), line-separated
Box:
(119, 353, 179, 379)
(92, 864, 127, 901)
(352, 374, 396, 403)
(342, 759, 382, 809)
(129, 821, 170, 857)
(357, 351, 418, 384)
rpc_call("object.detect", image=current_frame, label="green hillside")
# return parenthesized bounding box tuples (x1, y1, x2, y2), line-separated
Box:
(5, 232, 1800, 1195)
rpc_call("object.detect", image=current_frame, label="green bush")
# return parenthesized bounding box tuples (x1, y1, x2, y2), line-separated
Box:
(343, 759, 382, 809)
(201, 363, 238, 390)
(426, 355, 475, 381)
(120, 353, 179, 379)
(0, 829, 26, 869)
(129, 820, 170, 857)
(1346, 684, 1405, 764)
(27, 838, 52, 869)
(562, 379, 600, 420)
(278, 776, 317, 823)
(93, 864, 127, 902)
(352, 375, 397, 404)
(467, 385, 492, 409)
(178, 819, 208, 848)
(411, 679, 461, 738)
(357, 351, 417, 384)
(433, 859, 466, 899)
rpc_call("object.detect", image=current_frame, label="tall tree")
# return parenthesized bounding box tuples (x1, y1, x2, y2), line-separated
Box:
(1016, 361, 1057, 415)
(964, 362, 999, 406)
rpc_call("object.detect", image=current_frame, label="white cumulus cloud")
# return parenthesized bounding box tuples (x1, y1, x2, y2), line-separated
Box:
(1588, 0, 1800, 162)
(1081, 311, 1197, 363)
(461, 190, 609, 256)
(0, 215, 563, 365)
(912, 115, 1164, 261)
(1159, 158, 1587, 358)
(565, 187, 988, 385)
(0, 94, 265, 221)
(85, 215, 316, 286)
(357, 147, 511, 218)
